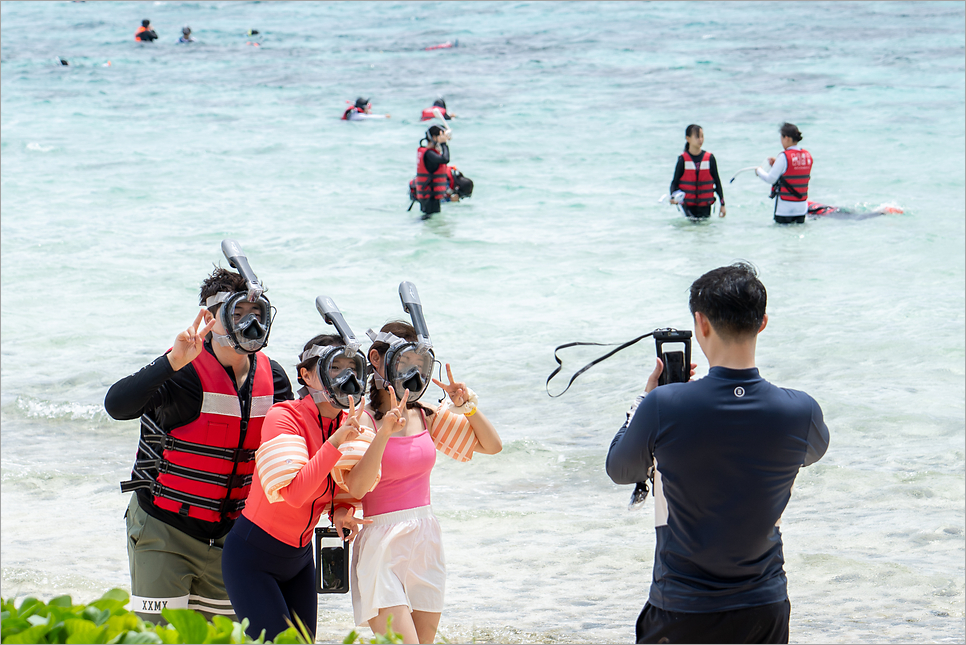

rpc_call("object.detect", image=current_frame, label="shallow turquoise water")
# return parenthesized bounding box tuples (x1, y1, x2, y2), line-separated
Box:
(2, 2, 964, 642)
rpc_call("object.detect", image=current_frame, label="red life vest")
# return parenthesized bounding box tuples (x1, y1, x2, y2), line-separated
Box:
(135, 26, 148, 41)
(678, 151, 716, 207)
(342, 106, 363, 120)
(415, 147, 449, 202)
(777, 148, 812, 202)
(420, 106, 447, 121)
(121, 349, 275, 523)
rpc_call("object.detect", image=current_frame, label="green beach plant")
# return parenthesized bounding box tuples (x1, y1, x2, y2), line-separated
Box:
(0, 588, 309, 644)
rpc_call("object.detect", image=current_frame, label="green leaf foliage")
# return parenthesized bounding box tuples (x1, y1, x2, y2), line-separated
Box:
(1, 587, 389, 644)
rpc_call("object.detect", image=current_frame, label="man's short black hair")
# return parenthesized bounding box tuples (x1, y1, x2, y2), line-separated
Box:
(689, 262, 767, 340)
(199, 267, 252, 312)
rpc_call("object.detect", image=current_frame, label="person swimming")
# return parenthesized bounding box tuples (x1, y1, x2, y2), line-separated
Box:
(342, 97, 391, 121)
(420, 98, 454, 122)
(806, 201, 903, 220)
(179, 26, 194, 43)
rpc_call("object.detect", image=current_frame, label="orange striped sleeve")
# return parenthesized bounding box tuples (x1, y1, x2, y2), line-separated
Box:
(331, 427, 382, 494)
(255, 434, 309, 503)
(430, 404, 478, 462)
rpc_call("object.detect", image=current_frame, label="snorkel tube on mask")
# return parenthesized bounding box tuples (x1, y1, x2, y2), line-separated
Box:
(208, 240, 273, 354)
(297, 296, 369, 410)
(367, 282, 436, 402)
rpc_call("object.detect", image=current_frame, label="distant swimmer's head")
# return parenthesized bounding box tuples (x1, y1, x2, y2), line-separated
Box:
(247, 29, 259, 36)
(355, 97, 371, 112)
(780, 122, 803, 145)
(142, 19, 151, 28)
(684, 124, 704, 152)
(182, 25, 191, 36)
(433, 98, 447, 110)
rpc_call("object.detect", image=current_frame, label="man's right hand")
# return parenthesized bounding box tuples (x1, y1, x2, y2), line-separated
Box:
(167, 308, 217, 371)
(644, 358, 699, 393)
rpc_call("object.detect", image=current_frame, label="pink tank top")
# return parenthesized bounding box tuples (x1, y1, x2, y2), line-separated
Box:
(361, 429, 436, 517)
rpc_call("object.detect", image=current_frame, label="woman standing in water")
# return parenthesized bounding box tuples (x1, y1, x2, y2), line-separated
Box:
(669, 124, 727, 219)
(335, 284, 503, 644)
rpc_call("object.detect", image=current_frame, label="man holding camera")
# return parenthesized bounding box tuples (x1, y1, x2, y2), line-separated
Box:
(606, 262, 829, 644)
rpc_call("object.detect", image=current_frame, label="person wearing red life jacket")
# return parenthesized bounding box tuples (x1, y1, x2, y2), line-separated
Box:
(106, 241, 293, 624)
(757, 122, 813, 224)
(669, 124, 726, 219)
(135, 19, 158, 42)
(420, 98, 454, 122)
(343, 97, 391, 121)
(414, 125, 452, 219)
(222, 315, 387, 642)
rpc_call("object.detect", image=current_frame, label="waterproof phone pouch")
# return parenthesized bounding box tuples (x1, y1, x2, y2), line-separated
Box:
(315, 526, 350, 594)
(654, 329, 692, 386)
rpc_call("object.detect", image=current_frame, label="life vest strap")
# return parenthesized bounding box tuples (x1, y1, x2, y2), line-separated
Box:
(133, 458, 253, 489)
(119, 476, 246, 514)
(140, 414, 256, 462)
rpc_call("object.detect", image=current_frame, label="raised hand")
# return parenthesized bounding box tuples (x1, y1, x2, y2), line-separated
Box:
(382, 386, 410, 432)
(333, 506, 372, 544)
(168, 308, 217, 371)
(432, 363, 469, 407)
(330, 395, 366, 448)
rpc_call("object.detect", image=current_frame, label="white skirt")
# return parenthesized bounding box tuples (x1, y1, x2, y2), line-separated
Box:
(350, 505, 446, 626)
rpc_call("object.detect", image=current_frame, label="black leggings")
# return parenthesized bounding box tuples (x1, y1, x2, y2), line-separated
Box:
(682, 204, 712, 219)
(222, 515, 317, 641)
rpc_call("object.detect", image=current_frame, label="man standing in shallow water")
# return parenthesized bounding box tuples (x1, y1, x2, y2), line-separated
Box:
(606, 262, 829, 644)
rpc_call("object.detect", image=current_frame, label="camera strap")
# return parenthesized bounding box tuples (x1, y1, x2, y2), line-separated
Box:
(546, 331, 655, 398)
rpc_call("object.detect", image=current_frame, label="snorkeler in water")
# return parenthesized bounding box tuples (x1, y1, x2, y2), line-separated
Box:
(342, 97, 391, 121)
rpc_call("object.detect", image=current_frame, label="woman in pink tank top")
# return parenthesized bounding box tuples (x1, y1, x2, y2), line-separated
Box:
(341, 321, 503, 644)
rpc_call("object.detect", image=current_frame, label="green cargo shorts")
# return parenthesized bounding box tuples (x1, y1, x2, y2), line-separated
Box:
(125, 495, 236, 623)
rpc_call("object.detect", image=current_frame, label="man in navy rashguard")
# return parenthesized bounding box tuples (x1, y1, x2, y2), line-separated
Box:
(606, 262, 829, 644)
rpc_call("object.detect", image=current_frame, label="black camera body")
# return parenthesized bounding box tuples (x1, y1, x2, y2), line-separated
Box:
(315, 526, 350, 594)
(654, 328, 692, 386)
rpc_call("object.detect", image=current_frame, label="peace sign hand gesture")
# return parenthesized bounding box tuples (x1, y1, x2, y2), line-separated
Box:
(330, 396, 366, 449)
(381, 386, 410, 433)
(168, 308, 217, 372)
(432, 363, 469, 407)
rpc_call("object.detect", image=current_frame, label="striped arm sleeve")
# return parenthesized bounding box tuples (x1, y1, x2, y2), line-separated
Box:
(430, 404, 479, 462)
(331, 428, 382, 494)
(255, 434, 309, 503)
(331, 487, 363, 517)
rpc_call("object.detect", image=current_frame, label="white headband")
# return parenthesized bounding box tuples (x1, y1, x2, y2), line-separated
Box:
(205, 291, 232, 308)
(366, 329, 406, 346)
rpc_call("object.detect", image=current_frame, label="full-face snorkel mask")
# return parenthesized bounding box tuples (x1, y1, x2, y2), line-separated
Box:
(367, 282, 436, 402)
(298, 296, 369, 410)
(207, 240, 273, 354)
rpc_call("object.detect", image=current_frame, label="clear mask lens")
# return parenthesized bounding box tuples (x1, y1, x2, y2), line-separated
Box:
(221, 293, 272, 353)
(388, 344, 434, 401)
(318, 349, 368, 409)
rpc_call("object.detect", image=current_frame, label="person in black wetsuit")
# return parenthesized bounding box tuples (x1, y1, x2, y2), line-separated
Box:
(135, 19, 158, 42)
(669, 124, 726, 219)
(606, 262, 829, 644)
(415, 125, 452, 219)
(105, 261, 293, 624)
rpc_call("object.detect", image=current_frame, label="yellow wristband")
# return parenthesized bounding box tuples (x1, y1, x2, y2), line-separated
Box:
(464, 406, 478, 417)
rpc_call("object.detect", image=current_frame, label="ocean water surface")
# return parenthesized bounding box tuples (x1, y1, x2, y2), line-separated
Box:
(1, 1, 964, 642)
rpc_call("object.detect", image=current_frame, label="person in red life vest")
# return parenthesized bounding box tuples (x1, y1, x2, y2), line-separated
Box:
(135, 19, 158, 42)
(414, 125, 452, 219)
(420, 98, 454, 122)
(222, 300, 386, 642)
(669, 124, 726, 219)
(756, 122, 813, 224)
(342, 97, 391, 121)
(105, 241, 293, 624)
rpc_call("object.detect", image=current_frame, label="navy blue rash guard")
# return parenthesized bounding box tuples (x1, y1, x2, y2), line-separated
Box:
(606, 366, 829, 613)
